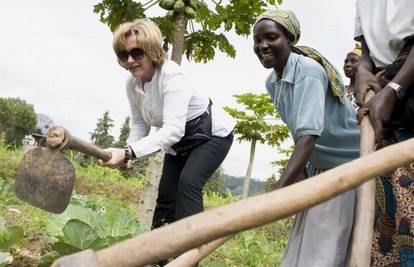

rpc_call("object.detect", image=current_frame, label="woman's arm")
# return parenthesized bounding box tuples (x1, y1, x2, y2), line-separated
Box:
(272, 135, 317, 190)
(354, 37, 382, 106)
(358, 44, 414, 141)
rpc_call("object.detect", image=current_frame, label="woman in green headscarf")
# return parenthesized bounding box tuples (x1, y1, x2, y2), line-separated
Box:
(253, 10, 360, 266)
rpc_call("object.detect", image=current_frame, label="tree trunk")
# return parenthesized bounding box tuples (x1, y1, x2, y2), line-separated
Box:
(137, 13, 187, 227)
(241, 140, 256, 199)
(171, 13, 187, 65)
(136, 153, 164, 227)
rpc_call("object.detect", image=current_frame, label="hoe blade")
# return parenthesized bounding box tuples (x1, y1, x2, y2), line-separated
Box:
(15, 147, 75, 213)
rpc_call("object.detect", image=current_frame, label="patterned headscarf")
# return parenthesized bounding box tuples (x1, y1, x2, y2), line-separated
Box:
(255, 10, 301, 45)
(349, 42, 362, 57)
(254, 10, 346, 103)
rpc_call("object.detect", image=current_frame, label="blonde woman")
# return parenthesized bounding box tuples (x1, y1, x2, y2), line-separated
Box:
(100, 19, 235, 240)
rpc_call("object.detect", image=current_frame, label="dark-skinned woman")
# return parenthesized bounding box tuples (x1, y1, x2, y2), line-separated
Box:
(343, 43, 361, 109)
(253, 10, 360, 267)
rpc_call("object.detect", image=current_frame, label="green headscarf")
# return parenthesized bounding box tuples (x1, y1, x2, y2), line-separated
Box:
(254, 10, 346, 103)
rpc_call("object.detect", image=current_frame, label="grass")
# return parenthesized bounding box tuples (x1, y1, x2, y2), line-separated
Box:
(0, 142, 290, 266)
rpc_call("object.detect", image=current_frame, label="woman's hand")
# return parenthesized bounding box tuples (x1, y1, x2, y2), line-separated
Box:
(354, 68, 381, 107)
(272, 135, 316, 190)
(98, 147, 132, 169)
(357, 86, 397, 142)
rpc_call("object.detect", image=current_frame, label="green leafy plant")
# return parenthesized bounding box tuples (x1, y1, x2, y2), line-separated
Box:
(0, 217, 25, 252)
(0, 216, 25, 266)
(41, 198, 146, 265)
(224, 93, 289, 198)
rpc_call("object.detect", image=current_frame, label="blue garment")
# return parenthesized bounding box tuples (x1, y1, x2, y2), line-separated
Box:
(265, 52, 360, 169)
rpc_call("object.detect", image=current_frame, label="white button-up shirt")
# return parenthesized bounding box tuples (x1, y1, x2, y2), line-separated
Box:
(126, 60, 235, 159)
(354, 0, 414, 67)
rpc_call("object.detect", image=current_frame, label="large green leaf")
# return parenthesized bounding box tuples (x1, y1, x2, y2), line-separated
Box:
(95, 209, 138, 238)
(45, 204, 96, 237)
(0, 225, 24, 251)
(61, 219, 99, 250)
(38, 251, 60, 267)
(53, 241, 79, 256)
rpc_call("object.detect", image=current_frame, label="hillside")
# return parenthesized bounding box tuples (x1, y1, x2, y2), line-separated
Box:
(221, 174, 266, 196)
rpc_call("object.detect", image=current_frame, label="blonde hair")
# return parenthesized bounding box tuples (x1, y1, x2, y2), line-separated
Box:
(113, 19, 167, 68)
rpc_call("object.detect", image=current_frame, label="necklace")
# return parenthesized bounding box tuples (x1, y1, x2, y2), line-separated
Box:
(273, 68, 287, 109)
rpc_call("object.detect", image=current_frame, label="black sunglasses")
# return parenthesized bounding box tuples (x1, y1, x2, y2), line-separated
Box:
(117, 48, 145, 62)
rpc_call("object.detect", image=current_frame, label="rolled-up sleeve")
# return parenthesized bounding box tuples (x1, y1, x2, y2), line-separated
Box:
(293, 77, 325, 138)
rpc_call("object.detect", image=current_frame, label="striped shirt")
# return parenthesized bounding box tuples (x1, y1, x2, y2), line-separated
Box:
(126, 60, 235, 159)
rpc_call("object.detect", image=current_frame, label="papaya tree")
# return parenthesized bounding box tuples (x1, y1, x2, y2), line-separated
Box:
(93, 0, 282, 64)
(224, 93, 289, 198)
(93, 0, 283, 225)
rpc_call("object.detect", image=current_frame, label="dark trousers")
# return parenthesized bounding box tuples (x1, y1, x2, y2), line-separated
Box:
(151, 133, 233, 229)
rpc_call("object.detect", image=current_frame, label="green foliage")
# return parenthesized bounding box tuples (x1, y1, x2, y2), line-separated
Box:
(93, 0, 281, 63)
(264, 173, 278, 192)
(185, 31, 236, 62)
(0, 141, 21, 181)
(111, 116, 149, 179)
(90, 111, 115, 148)
(41, 196, 147, 265)
(203, 219, 291, 266)
(0, 98, 36, 148)
(0, 216, 25, 267)
(272, 145, 294, 175)
(203, 191, 239, 210)
(93, 0, 146, 32)
(0, 143, 290, 266)
(224, 93, 289, 146)
(204, 168, 229, 197)
(266, 145, 294, 191)
(0, 222, 24, 251)
(114, 116, 130, 148)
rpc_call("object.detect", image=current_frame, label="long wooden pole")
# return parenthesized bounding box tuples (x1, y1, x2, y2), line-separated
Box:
(348, 90, 376, 267)
(169, 90, 379, 267)
(53, 138, 414, 267)
(167, 142, 258, 267)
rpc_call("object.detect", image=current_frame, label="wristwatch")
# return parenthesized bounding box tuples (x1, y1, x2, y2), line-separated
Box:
(124, 146, 133, 163)
(387, 81, 407, 99)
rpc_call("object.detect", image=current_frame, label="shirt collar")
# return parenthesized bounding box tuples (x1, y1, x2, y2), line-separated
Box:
(270, 52, 298, 85)
(134, 67, 160, 95)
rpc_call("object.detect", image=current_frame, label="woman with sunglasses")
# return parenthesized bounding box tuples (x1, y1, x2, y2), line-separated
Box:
(99, 18, 235, 249)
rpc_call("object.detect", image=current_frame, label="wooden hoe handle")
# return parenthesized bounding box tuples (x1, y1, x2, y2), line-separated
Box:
(348, 89, 376, 267)
(46, 126, 112, 162)
(52, 138, 414, 267)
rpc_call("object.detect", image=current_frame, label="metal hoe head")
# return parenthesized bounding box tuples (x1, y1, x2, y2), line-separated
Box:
(15, 147, 75, 214)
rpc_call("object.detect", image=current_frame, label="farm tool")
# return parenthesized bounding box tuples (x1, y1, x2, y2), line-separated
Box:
(51, 137, 414, 267)
(165, 90, 380, 267)
(15, 126, 112, 213)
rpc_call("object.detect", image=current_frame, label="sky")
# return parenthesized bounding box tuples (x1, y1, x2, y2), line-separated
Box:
(0, 0, 357, 180)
